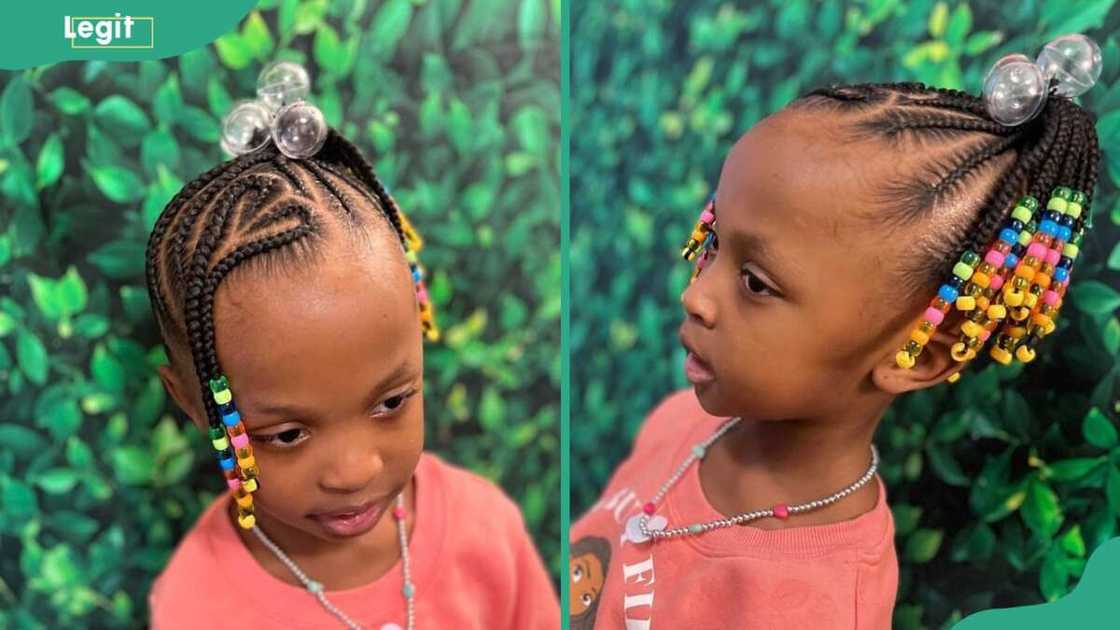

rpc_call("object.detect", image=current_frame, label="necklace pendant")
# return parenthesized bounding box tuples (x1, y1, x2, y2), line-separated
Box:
(624, 513, 667, 544)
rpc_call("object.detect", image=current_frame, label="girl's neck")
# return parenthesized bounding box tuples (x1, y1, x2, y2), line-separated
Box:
(699, 403, 884, 530)
(232, 479, 415, 591)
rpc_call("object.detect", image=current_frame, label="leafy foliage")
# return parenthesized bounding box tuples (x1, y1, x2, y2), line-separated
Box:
(0, 0, 559, 626)
(571, 1, 1120, 628)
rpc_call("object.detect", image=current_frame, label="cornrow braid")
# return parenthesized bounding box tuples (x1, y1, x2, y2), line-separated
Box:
(144, 129, 429, 526)
(789, 81, 1100, 378)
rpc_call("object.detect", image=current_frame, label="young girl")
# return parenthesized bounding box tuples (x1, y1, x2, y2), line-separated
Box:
(570, 36, 1103, 628)
(146, 63, 558, 629)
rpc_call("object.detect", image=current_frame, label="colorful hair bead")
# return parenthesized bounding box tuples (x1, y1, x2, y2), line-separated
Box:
(682, 196, 717, 262)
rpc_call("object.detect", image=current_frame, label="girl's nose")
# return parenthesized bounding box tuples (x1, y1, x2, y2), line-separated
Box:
(318, 435, 384, 494)
(681, 272, 718, 328)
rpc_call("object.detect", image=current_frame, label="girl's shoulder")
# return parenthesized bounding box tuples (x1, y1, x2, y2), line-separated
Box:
(148, 494, 236, 625)
(418, 452, 527, 528)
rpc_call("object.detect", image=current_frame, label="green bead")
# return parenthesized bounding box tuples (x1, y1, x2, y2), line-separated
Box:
(208, 375, 229, 393)
(1063, 243, 1079, 259)
(1017, 231, 1032, 246)
(1070, 190, 1086, 204)
(211, 436, 229, 451)
(952, 262, 974, 280)
(1071, 230, 1084, 246)
(208, 426, 224, 440)
(214, 389, 232, 405)
(1017, 195, 1039, 211)
(1011, 205, 1033, 224)
(1046, 196, 1068, 213)
(688, 524, 703, 535)
(1066, 201, 1083, 219)
(402, 582, 415, 598)
(1054, 186, 1073, 200)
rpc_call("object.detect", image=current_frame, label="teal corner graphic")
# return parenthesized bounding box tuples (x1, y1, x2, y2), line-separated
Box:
(954, 536, 1120, 629)
(3, 2, 256, 69)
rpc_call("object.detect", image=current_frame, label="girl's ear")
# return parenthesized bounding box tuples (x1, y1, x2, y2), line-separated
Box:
(158, 363, 209, 434)
(871, 318, 962, 394)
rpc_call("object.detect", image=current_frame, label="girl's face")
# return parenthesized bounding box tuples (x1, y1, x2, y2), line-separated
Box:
(679, 110, 957, 420)
(163, 226, 424, 546)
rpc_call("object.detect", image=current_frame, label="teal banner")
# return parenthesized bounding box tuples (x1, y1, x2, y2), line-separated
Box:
(1, 2, 256, 69)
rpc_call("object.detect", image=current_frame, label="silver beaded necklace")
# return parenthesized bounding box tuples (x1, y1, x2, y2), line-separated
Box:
(630, 417, 879, 543)
(250, 493, 415, 630)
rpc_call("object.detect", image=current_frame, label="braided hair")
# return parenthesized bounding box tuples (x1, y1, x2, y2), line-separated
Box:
(788, 81, 1101, 304)
(144, 129, 411, 442)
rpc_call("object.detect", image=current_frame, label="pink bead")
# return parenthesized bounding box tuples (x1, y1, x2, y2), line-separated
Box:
(393, 505, 407, 520)
(231, 433, 250, 449)
(924, 307, 945, 326)
(699, 210, 715, 225)
(980, 329, 992, 342)
(642, 502, 656, 515)
(1045, 248, 1061, 265)
(773, 504, 789, 519)
(984, 250, 1005, 267)
(989, 274, 1004, 290)
(227, 478, 241, 491)
(1027, 242, 1046, 259)
(1043, 290, 1060, 306)
(416, 287, 429, 303)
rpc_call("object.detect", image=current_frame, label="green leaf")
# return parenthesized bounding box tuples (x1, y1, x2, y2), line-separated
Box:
(87, 240, 146, 280)
(1059, 524, 1086, 556)
(153, 75, 183, 125)
(479, 387, 505, 430)
(66, 437, 94, 468)
(1107, 466, 1120, 517)
(1040, 545, 1069, 601)
(214, 33, 254, 70)
(178, 106, 220, 142)
(110, 446, 152, 485)
(241, 11, 275, 59)
(964, 31, 1002, 56)
(1071, 280, 1120, 316)
(1083, 407, 1118, 448)
(16, 329, 48, 384)
(905, 528, 943, 563)
(3, 478, 38, 518)
(926, 444, 969, 486)
(1048, 457, 1104, 481)
(140, 128, 181, 174)
(369, 0, 412, 59)
(0, 311, 15, 336)
(57, 266, 88, 315)
(35, 469, 80, 495)
(944, 4, 971, 46)
(0, 423, 46, 453)
(91, 342, 126, 393)
(1, 74, 34, 146)
(87, 165, 145, 203)
(206, 78, 232, 119)
(1022, 478, 1063, 538)
(892, 503, 923, 536)
(35, 385, 82, 440)
(35, 133, 64, 189)
(94, 96, 152, 144)
(28, 273, 62, 320)
(518, 0, 547, 46)
(512, 105, 549, 156)
(49, 87, 91, 115)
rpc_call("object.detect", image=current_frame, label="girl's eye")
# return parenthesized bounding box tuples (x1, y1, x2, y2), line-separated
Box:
(370, 388, 417, 417)
(572, 565, 584, 581)
(741, 266, 776, 297)
(253, 427, 309, 448)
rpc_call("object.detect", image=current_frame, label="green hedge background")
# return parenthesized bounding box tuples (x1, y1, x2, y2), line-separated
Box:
(0, 0, 559, 626)
(572, 1, 1120, 628)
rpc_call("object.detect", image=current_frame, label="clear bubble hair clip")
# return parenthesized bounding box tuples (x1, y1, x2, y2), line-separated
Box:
(220, 61, 328, 159)
(983, 33, 1102, 126)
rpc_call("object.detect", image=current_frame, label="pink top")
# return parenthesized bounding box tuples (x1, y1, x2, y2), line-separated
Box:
(570, 390, 898, 630)
(150, 453, 559, 629)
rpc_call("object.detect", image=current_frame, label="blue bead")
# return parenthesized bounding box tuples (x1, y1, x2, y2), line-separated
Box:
(1040, 220, 1058, 235)
(948, 275, 965, 289)
(412, 269, 422, 282)
(1057, 226, 1072, 242)
(1053, 267, 1069, 282)
(1008, 219, 1024, 232)
(999, 228, 1018, 244)
(1004, 253, 1019, 269)
(402, 582, 415, 598)
(218, 400, 236, 415)
(222, 410, 241, 427)
(218, 452, 235, 470)
(1058, 256, 1073, 269)
(938, 284, 959, 302)
(1059, 215, 1075, 227)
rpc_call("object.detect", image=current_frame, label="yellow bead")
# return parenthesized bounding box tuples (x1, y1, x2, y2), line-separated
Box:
(1003, 288, 1024, 306)
(1015, 345, 1036, 363)
(1009, 326, 1027, 339)
(990, 346, 1013, 365)
(242, 478, 259, 493)
(1043, 318, 1056, 335)
(1023, 292, 1038, 309)
(946, 372, 961, 383)
(910, 329, 930, 345)
(234, 491, 253, 508)
(237, 456, 256, 470)
(895, 350, 916, 369)
(238, 513, 256, 529)
(956, 296, 977, 311)
(976, 296, 991, 311)
(214, 389, 232, 405)
(1011, 306, 1031, 321)
(961, 320, 984, 337)
(987, 304, 1007, 320)
(950, 342, 975, 362)
(211, 436, 229, 451)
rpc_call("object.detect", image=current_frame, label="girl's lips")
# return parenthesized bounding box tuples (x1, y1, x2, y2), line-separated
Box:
(684, 351, 716, 385)
(309, 501, 385, 538)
